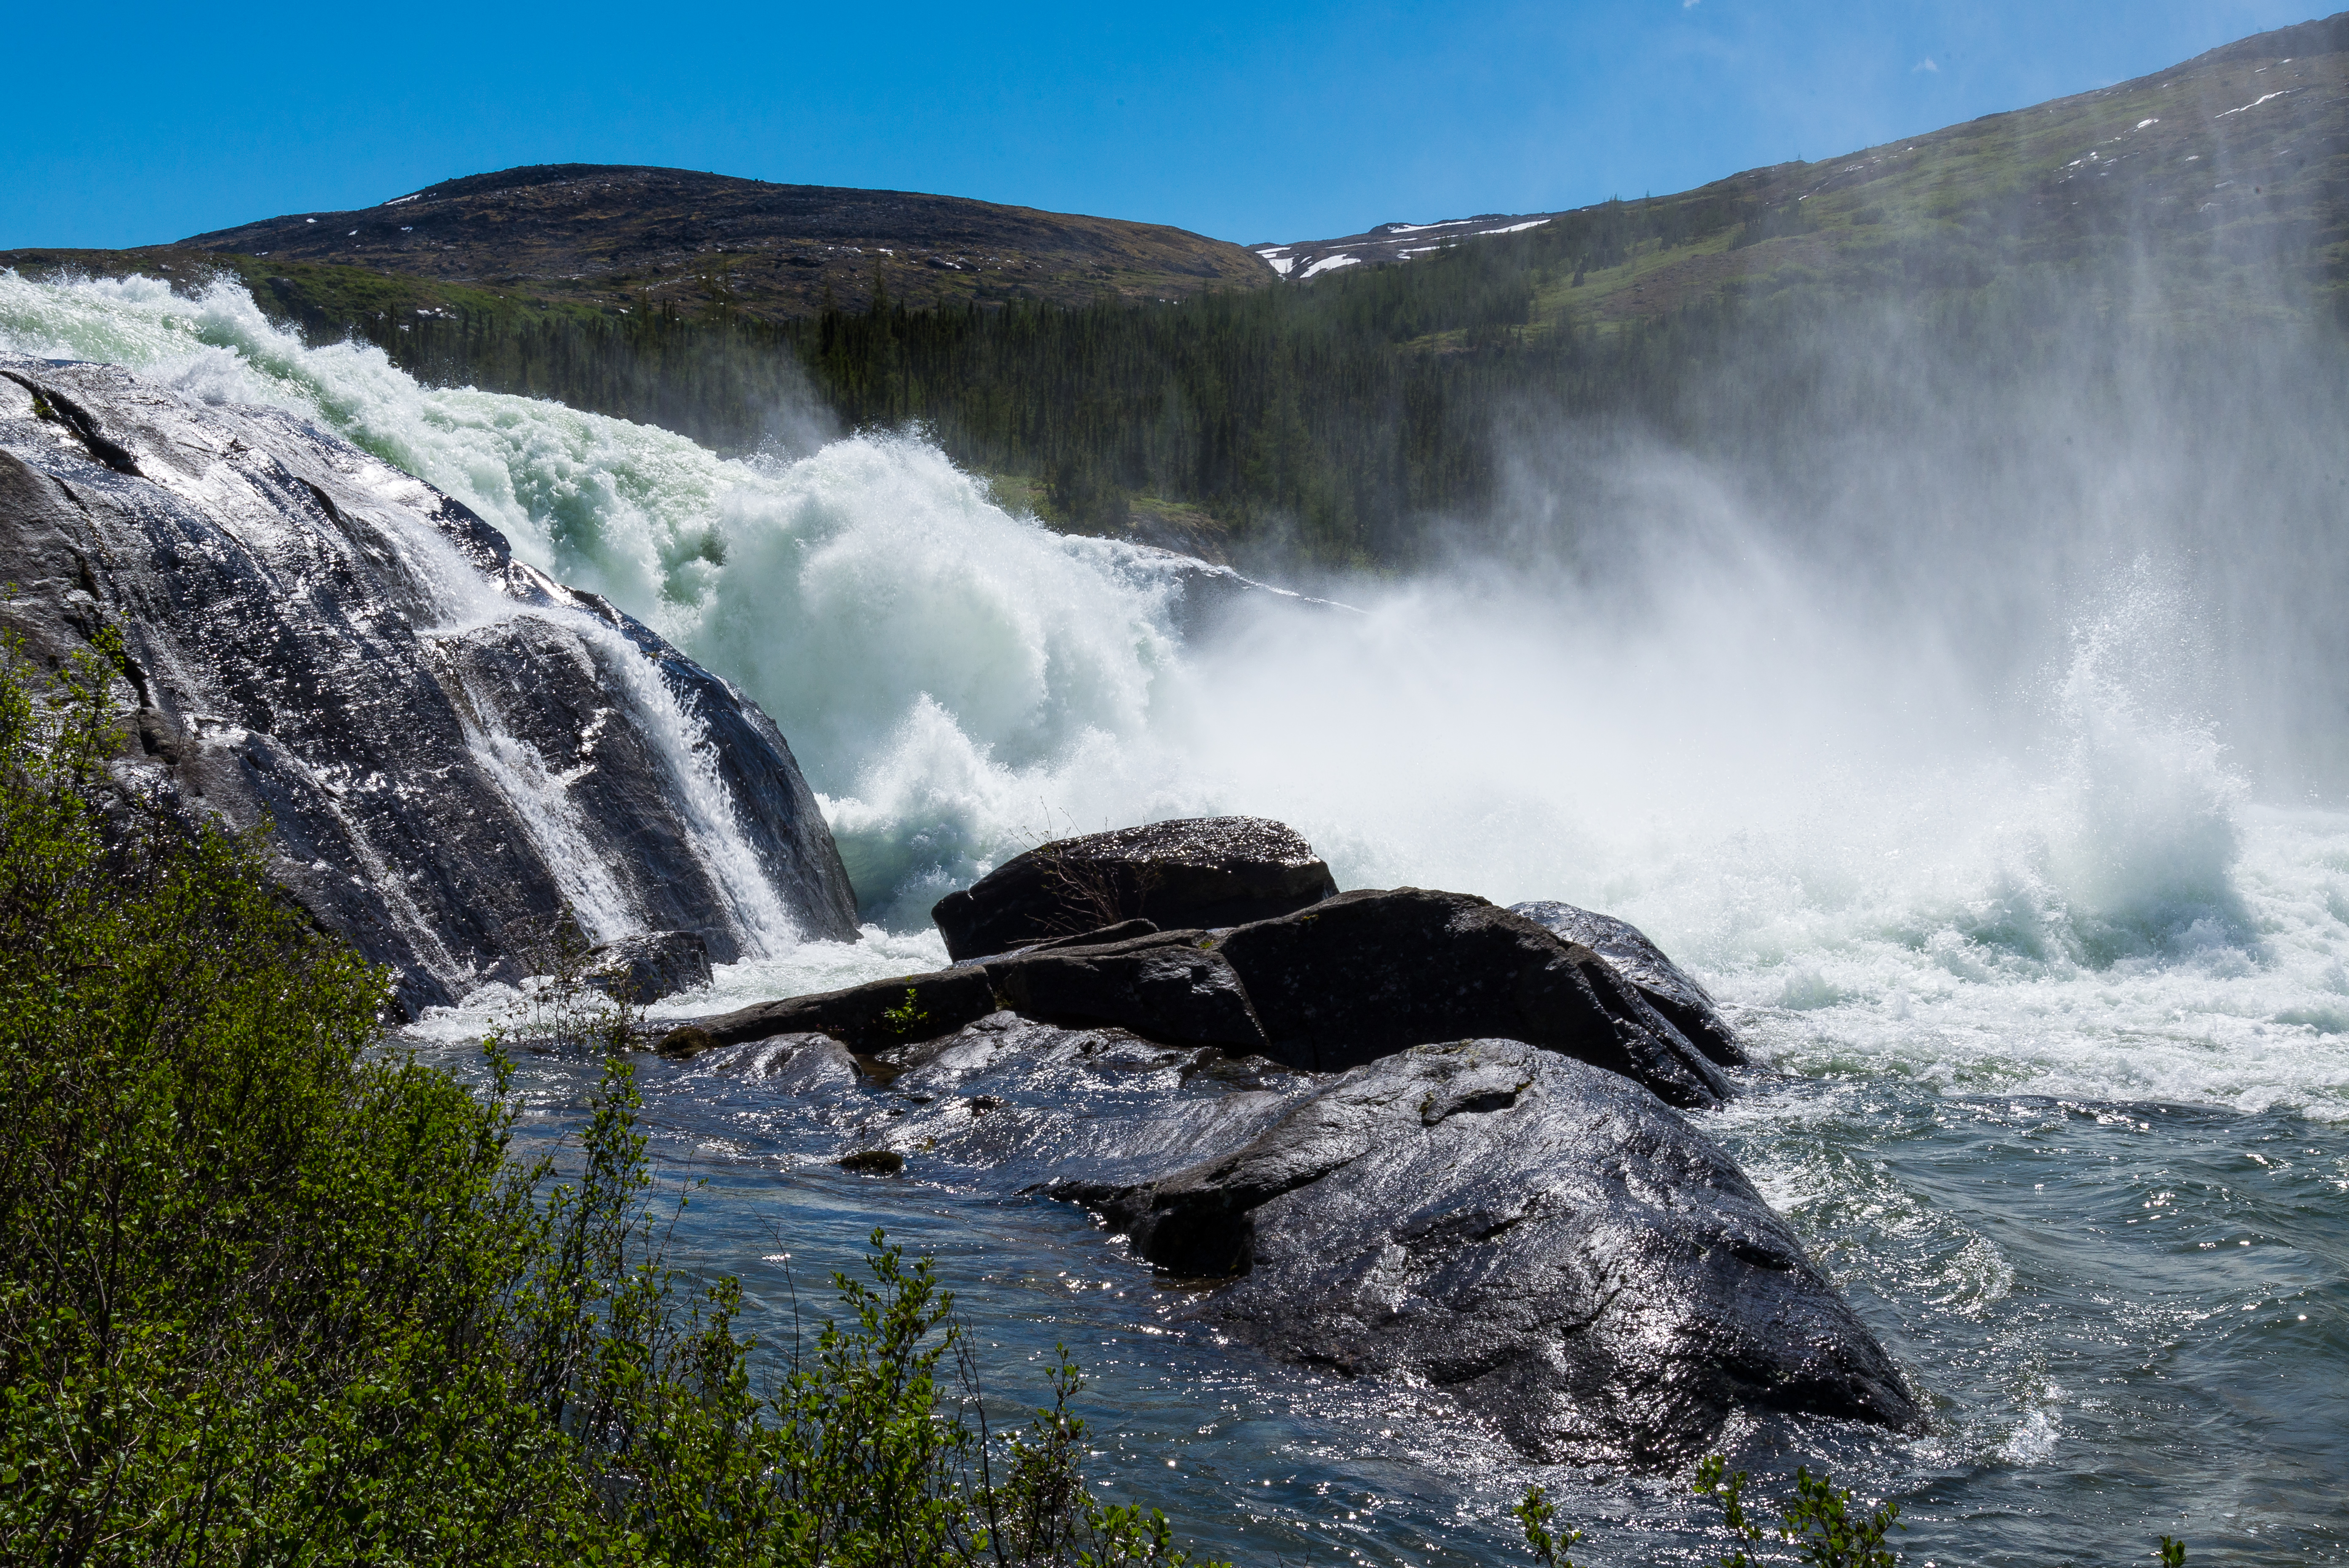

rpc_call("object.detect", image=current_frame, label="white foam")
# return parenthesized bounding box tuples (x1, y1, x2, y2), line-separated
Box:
(11, 269, 2349, 1115)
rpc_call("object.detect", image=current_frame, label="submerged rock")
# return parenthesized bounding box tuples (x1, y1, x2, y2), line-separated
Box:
(1050, 1038, 1918, 1466)
(931, 816, 1336, 961)
(0, 358, 856, 1012)
(1511, 900, 1745, 1066)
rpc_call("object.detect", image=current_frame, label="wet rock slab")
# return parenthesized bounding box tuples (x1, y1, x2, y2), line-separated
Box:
(0, 358, 856, 1013)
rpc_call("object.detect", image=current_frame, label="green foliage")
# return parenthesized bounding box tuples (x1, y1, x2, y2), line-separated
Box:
(1513, 1485, 1584, 1568)
(880, 987, 931, 1038)
(1521, 1457, 2192, 1568)
(0, 633, 1221, 1566)
(1693, 1455, 1904, 1568)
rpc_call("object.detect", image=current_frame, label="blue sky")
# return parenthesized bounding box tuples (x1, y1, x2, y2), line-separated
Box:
(2, 1, 2318, 250)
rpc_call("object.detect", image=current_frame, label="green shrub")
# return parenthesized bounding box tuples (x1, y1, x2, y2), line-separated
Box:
(0, 631, 1217, 1567)
(1517, 1461, 2193, 1568)
(1691, 1456, 1902, 1568)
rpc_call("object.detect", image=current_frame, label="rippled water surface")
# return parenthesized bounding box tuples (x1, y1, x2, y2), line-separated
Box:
(405, 987, 2349, 1567)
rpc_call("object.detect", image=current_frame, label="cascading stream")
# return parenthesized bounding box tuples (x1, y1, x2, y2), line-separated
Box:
(8, 266, 2345, 1113)
(11, 264, 2349, 1562)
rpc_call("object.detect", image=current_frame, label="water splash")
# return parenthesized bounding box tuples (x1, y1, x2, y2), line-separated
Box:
(11, 268, 2349, 1113)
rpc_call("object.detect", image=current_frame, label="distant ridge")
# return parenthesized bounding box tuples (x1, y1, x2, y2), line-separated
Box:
(166, 164, 1271, 320)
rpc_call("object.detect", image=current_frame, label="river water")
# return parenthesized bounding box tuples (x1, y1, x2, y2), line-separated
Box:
(7, 269, 2346, 1564)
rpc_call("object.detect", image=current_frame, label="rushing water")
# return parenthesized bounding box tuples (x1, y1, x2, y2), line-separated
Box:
(8, 269, 2347, 1564)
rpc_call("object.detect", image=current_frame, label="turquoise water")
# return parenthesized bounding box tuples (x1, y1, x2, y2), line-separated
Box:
(399, 1031, 2348, 1566)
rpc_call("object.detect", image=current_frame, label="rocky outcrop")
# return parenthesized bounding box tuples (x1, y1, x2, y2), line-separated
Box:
(1050, 1039, 1916, 1465)
(662, 878, 1913, 1463)
(931, 816, 1336, 961)
(1510, 900, 1745, 1066)
(686, 885, 1726, 1108)
(0, 357, 857, 1013)
(1212, 888, 1729, 1107)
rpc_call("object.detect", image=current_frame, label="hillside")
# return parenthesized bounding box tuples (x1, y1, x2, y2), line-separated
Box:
(1263, 10, 2349, 332)
(7, 164, 1271, 321)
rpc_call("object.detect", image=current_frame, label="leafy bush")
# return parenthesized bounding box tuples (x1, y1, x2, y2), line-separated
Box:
(0, 632, 1216, 1566)
(1691, 1456, 1902, 1568)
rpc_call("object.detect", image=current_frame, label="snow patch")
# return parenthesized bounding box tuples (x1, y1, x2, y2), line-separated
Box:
(1302, 254, 1362, 278)
(2218, 91, 2294, 118)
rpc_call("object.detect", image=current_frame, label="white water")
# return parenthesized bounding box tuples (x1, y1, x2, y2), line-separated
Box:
(11, 267, 2349, 1120)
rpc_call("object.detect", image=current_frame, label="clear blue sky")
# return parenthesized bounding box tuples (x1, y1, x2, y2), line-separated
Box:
(3, 0, 2320, 250)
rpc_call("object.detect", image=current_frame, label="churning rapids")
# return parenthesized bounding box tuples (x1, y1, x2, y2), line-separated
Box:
(6, 270, 2346, 1564)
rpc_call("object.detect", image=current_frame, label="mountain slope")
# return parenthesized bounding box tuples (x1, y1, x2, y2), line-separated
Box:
(39, 165, 1274, 322)
(1264, 10, 2349, 332)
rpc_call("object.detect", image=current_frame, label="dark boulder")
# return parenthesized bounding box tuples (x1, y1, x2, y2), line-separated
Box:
(687, 887, 1731, 1108)
(664, 928, 1265, 1057)
(587, 929, 712, 1003)
(984, 917, 1160, 957)
(1209, 888, 1731, 1108)
(1511, 900, 1745, 1067)
(1051, 1039, 1919, 1466)
(931, 816, 1335, 961)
